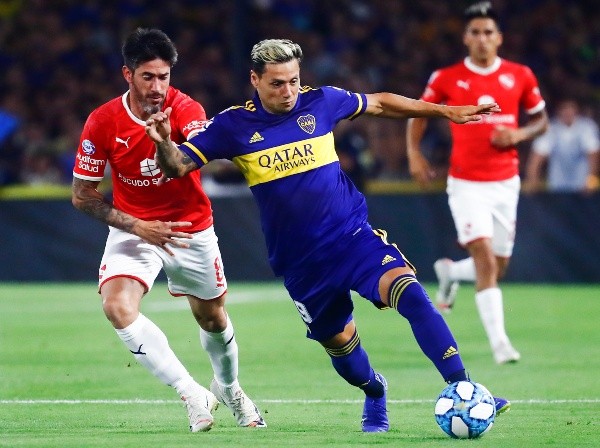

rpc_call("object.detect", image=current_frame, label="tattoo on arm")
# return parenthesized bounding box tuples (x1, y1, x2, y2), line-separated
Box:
(72, 178, 137, 233)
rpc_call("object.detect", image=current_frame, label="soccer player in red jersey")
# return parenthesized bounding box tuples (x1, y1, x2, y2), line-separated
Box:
(407, 2, 549, 364)
(71, 28, 265, 431)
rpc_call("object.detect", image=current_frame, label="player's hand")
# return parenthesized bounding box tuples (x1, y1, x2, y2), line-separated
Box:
(145, 107, 173, 143)
(132, 219, 193, 256)
(491, 125, 520, 148)
(446, 103, 500, 124)
(408, 151, 435, 188)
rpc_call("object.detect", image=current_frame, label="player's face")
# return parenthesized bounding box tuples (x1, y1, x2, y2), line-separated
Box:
(463, 18, 503, 65)
(123, 59, 171, 119)
(251, 60, 300, 114)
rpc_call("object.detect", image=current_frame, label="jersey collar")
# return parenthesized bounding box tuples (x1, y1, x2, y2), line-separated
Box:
(464, 56, 502, 76)
(122, 91, 147, 126)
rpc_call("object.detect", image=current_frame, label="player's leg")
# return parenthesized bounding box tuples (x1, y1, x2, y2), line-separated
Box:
(320, 321, 389, 432)
(379, 267, 469, 383)
(284, 269, 388, 432)
(100, 228, 216, 432)
(352, 228, 510, 416)
(187, 294, 266, 428)
(469, 177, 520, 364)
(166, 226, 265, 427)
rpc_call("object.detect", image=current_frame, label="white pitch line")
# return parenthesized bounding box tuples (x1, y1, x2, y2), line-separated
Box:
(1, 399, 599, 405)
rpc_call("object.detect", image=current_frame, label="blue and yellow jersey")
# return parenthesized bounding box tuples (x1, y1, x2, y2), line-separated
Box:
(181, 86, 368, 275)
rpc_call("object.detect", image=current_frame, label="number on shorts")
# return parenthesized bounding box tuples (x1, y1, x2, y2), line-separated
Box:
(293, 300, 313, 324)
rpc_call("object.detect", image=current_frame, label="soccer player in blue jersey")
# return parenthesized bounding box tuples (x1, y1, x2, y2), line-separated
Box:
(146, 38, 509, 432)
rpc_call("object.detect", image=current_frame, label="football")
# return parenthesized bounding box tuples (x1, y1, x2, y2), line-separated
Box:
(434, 380, 495, 439)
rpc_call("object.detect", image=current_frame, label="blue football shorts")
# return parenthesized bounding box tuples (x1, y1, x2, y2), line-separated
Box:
(283, 224, 415, 342)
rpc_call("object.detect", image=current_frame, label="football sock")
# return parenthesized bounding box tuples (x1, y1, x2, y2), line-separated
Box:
(326, 330, 383, 398)
(199, 313, 239, 387)
(390, 275, 465, 382)
(449, 257, 476, 282)
(115, 313, 195, 394)
(475, 287, 509, 349)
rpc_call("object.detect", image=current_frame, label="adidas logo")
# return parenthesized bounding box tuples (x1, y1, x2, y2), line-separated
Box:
(249, 132, 264, 143)
(442, 346, 458, 360)
(381, 254, 396, 265)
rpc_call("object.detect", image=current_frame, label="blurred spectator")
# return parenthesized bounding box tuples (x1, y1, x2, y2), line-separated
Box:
(524, 99, 600, 193)
(1, 1, 600, 188)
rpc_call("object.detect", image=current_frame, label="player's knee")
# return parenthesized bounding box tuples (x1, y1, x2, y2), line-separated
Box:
(388, 274, 438, 321)
(102, 295, 139, 328)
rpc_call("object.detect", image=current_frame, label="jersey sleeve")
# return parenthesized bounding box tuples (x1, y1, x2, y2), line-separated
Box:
(520, 66, 546, 114)
(420, 70, 446, 104)
(179, 112, 232, 168)
(172, 95, 207, 140)
(321, 86, 367, 124)
(72, 110, 110, 181)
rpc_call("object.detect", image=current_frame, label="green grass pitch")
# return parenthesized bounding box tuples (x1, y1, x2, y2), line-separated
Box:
(1, 282, 598, 447)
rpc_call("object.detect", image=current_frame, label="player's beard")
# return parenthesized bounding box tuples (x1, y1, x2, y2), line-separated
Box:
(143, 100, 163, 116)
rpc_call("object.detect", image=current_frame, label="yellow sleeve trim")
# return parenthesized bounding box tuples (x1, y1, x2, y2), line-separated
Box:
(181, 141, 208, 165)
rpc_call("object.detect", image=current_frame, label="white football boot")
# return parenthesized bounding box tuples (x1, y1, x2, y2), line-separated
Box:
(433, 258, 460, 313)
(210, 378, 266, 427)
(180, 383, 219, 432)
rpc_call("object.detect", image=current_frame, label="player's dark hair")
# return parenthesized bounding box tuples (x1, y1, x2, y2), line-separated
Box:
(464, 2, 501, 30)
(250, 39, 303, 75)
(122, 28, 178, 71)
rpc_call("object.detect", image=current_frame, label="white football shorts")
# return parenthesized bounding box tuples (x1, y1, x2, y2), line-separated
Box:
(98, 225, 227, 299)
(446, 175, 520, 257)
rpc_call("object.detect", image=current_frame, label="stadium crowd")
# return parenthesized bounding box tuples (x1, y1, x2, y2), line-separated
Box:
(1, 0, 599, 188)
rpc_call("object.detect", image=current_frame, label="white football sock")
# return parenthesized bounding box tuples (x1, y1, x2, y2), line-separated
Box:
(200, 314, 239, 387)
(115, 313, 194, 395)
(449, 257, 476, 282)
(475, 287, 510, 349)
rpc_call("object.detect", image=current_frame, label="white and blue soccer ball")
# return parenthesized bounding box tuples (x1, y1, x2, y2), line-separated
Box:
(434, 380, 496, 439)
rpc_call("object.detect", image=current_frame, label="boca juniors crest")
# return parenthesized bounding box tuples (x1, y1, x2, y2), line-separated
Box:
(297, 114, 316, 134)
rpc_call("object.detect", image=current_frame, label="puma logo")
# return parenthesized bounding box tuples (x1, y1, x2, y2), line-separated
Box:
(130, 344, 146, 355)
(116, 136, 131, 148)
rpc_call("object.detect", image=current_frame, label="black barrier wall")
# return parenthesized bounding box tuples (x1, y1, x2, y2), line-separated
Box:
(1, 193, 599, 283)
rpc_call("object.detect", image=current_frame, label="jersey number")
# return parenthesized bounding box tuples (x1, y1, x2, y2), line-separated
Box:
(293, 300, 313, 324)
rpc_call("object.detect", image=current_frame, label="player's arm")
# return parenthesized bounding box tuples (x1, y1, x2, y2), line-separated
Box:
(364, 92, 499, 123)
(71, 177, 191, 255)
(522, 151, 547, 193)
(145, 106, 199, 178)
(491, 109, 549, 148)
(406, 117, 436, 187)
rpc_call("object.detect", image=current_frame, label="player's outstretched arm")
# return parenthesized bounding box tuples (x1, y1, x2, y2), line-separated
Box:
(365, 93, 500, 123)
(145, 107, 199, 178)
(72, 178, 192, 256)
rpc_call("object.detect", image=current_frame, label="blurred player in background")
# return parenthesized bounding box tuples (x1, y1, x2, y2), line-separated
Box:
(525, 98, 600, 193)
(407, 2, 548, 364)
(145, 38, 510, 433)
(71, 28, 265, 432)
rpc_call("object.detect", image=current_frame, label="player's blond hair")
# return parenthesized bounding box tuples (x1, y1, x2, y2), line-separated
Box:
(251, 39, 303, 75)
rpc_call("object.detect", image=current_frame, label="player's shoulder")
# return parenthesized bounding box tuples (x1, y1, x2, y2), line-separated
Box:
(499, 58, 535, 75)
(166, 86, 201, 110)
(86, 95, 124, 127)
(428, 61, 464, 83)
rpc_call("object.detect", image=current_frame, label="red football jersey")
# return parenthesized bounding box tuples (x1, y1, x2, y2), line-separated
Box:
(73, 86, 213, 231)
(421, 57, 545, 181)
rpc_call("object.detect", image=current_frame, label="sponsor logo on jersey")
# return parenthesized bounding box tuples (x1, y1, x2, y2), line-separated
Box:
(249, 132, 264, 143)
(381, 254, 397, 265)
(115, 136, 131, 148)
(297, 114, 316, 134)
(183, 120, 206, 133)
(232, 133, 338, 187)
(76, 153, 106, 173)
(82, 139, 96, 155)
(139, 158, 161, 177)
(456, 80, 470, 90)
